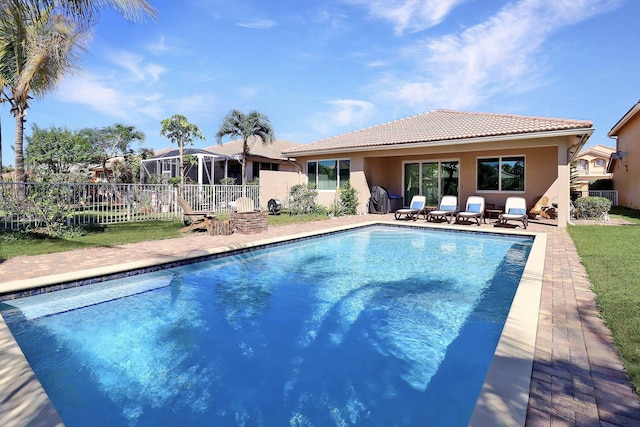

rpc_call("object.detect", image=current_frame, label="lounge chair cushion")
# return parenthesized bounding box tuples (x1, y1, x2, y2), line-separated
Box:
(441, 205, 456, 211)
(508, 208, 526, 215)
(468, 203, 482, 213)
(410, 200, 423, 210)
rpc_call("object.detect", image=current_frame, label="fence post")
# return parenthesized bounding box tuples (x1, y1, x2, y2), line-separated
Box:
(127, 184, 132, 222)
(66, 183, 72, 227)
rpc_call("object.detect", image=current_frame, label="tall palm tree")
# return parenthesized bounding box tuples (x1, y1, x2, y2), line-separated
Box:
(35, 0, 156, 23)
(0, 0, 155, 184)
(216, 109, 275, 185)
(0, 1, 90, 183)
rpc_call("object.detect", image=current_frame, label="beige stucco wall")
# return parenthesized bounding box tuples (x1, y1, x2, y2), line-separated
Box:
(277, 135, 581, 225)
(611, 114, 640, 209)
(259, 170, 305, 209)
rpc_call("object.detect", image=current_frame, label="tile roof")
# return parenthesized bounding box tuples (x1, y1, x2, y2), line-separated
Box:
(205, 138, 302, 160)
(284, 110, 593, 155)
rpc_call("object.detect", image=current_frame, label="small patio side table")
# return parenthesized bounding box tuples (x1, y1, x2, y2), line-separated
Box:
(484, 207, 503, 224)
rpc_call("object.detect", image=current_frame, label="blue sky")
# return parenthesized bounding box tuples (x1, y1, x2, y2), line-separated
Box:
(2, 0, 639, 167)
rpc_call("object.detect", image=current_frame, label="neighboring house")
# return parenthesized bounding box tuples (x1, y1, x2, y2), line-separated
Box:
(572, 144, 615, 197)
(205, 139, 302, 184)
(282, 110, 594, 227)
(140, 148, 231, 185)
(89, 156, 125, 182)
(608, 100, 640, 209)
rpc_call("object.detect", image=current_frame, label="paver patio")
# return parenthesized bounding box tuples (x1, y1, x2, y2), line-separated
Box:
(1, 214, 639, 426)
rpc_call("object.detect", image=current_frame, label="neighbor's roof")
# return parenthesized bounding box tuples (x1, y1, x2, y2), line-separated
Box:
(206, 138, 302, 160)
(283, 110, 593, 155)
(608, 100, 640, 137)
(577, 144, 615, 159)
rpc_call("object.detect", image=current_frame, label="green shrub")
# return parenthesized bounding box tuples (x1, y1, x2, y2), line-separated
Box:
(288, 184, 319, 215)
(589, 179, 614, 190)
(575, 196, 612, 220)
(339, 181, 358, 215)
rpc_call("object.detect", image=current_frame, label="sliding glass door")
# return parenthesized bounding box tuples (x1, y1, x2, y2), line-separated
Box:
(404, 161, 459, 206)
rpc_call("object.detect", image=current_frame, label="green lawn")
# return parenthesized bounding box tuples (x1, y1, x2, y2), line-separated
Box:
(568, 206, 640, 394)
(0, 212, 329, 259)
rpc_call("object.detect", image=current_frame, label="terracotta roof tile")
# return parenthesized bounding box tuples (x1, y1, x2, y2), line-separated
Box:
(206, 138, 302, 160)
(284, 110, 593, 155)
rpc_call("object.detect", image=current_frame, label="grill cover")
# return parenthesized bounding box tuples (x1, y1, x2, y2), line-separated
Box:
(369, 186, 391, 214)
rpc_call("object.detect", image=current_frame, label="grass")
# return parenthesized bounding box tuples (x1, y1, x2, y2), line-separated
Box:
(568, 206, 640, 394)
(0, 212, 330, 259)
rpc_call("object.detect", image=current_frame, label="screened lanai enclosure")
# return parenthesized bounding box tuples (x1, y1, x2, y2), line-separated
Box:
(140, 148, 237, 185)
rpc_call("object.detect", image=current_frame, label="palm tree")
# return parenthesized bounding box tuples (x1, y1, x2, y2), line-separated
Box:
(160, 114, 205, 195)
(0, 0, 155, 184)
(98, 123, 145, 182)
(0, 2, 90, 184)
(35, 0, 156, 23)
(216, 109, 275, 185)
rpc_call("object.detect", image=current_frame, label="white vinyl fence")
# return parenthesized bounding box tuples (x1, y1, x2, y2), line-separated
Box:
(588, 190, 618, 206)
(0, 182, 260, 230)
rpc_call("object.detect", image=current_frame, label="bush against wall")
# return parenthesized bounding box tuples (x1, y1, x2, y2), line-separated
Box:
(575, 196, 612, 220)
(339, 181, 358, 215)
(288, 184, 320, 214)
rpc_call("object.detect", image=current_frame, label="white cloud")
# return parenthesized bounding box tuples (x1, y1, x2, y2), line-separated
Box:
(378, 0, 620, 110)
(106, 50, 167, 83)
(55, 74, 166, 121)
(349, 0, 465, 35)
(144, 35, 185, 55)
(312, 99, 374, 133)
(237, 19, 277, 29)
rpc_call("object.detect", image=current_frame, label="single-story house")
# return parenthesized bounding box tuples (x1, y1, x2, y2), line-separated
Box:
(607, 100, 640, 209)
(281, 110, 594, 227)
(572, 144, 615, 197)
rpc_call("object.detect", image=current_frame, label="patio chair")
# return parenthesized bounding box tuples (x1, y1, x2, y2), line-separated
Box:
(498, 197, 528, 229)
(394, 195, 427, 220)
(529, 196, 555, 219)
(456, 196, 485, 226)
(177, 198, 216, 233)
(427, 195, 458, 223)
(234, 197, 256, 213)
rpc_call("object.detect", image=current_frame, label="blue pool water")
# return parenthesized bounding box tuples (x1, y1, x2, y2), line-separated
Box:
(1, 226, 532, 426)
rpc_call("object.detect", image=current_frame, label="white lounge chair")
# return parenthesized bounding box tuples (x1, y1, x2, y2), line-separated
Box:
(394, 195, 426, 220)
(456, 196, 485, 226)
(498, 197, 528, 229)
(427, 195, 458, 223)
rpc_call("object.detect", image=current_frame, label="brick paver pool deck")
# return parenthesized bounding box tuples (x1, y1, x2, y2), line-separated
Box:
(1, 214, 639, 426)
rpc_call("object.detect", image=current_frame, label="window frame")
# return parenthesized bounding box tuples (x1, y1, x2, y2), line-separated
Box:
(307, 159, 351, 191)
(476, 155, 526, 193)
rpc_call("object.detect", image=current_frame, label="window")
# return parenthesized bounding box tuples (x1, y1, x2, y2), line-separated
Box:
(252, 162, 279, 179)
(577, 160, 587, 171)
(594, 159, 605, 167)
(307, 160, 350, 189)
(477, 156, 525, 192)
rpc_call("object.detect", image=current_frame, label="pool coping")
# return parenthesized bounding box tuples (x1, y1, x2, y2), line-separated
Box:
(0, 221, 544, 426)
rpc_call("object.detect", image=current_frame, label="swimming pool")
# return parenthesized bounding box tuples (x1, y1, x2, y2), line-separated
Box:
(1, 225, 534, 426)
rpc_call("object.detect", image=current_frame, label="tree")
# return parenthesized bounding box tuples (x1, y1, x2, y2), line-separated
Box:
(76, 123, 145, 183)
(25, 124, 93, 179)
(0, 0, 156, 184)
(216, 109, 275, 185)
(0, 2, 89, 184)
(160, 114, 205, 194)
